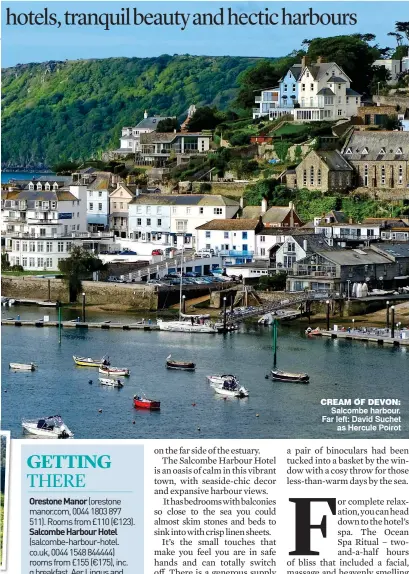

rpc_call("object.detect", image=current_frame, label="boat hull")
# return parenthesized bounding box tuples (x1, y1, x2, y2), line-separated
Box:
(157, 320, 217, 333)
(166, 361, 196, 371)
(99, 367, 130, 377)
(9, 363, 35, 371)
(271, 370, 309, 383)
(133, 398, 160, 410)
(22, 421, 73, 438)
(99, 377, 124, 388)
(73, 356, 104, 368)
(211, 384, 249, 398)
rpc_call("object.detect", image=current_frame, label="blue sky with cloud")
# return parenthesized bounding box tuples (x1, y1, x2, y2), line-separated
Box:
(1, 1, 402, 67)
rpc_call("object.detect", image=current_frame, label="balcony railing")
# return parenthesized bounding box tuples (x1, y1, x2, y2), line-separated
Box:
(334, 233, 380, 241)
(219, 250, 254, 257)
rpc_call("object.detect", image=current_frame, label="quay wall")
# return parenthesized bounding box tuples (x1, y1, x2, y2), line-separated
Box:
(1, 277, 158, 310)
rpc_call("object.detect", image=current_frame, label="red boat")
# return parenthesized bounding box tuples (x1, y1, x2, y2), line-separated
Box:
(133, 395, 160, 410)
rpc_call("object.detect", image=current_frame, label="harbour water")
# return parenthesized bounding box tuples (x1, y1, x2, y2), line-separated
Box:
(2, 306, 408, 439)
(1, 172, 55, 184)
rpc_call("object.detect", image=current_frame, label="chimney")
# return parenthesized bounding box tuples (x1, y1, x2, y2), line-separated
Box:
(239, 196, 245, 209)
(301, 56, 310, 69)
(317, 56, 325, 64)
(144, 110, 148, 119)
(303, 239, 308, 252)
(261, 197, 268, 214)
(135, 186, 140, 197)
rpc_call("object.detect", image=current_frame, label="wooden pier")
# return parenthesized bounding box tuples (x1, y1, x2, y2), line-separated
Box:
(1, 319, 159, 331)
(317, 330, 409, 347)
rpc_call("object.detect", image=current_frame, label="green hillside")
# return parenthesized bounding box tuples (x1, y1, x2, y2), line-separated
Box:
(1, 55, 265, 166)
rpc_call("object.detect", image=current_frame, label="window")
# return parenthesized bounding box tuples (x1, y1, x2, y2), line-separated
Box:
(98, 203, 102, 211)
(381, 165, 386, 185)
(172, 207, 177, 214)
(157, 219, 162, 227)
(98, 191, 103, 197)
(292, 84, 296, 92)
(157, 206, 162, 214)
(147, 218, 151, 226)
(66, 242, 72, 252)
(361, 148, 368, 156)
(260, 248, 266, 256)
(206, 244, 211, 250)
(205, 231, 211, 238)
(242, 232, 248, 240)
(379, 148, 385, 156)
(287, 242, 296, 252)
(310, 84, 314, 91)
(346, 97, 349, 104)
(89, 191, 93, 197)
(303, 170, 307, 186)
(137, 218, 142, 226)
(120, 202, 124, 209)
(345, 148, 352, 155)
(317, 169, 322, 186)
(46, 242, 52, 252)
(46, 258, 52, 268)
(37, 242, 44, 252)
(29, 242, 35, 252)
(15, 240, 20, 251)
(199, 207, 204, 214)
(37, 257, 44, 268)
(22, 257, 28, 267)
(224, 232, 229, 239)
(136, 206, 142, 213)
(260, 235, 265, 242)
(399, 165, 403, 184)
(213, 208, 223, 215)
(29, 257, 35, 267)
(58, 242, 64, 253)
(284, 84, 287, 92)
(338, 97, 342, 104)
(302, 83, 305, 91)
(22, 242, 28, 252)
(186, 207, 191, 215)
(310, 166, 314, 185)
(337, 110, 343, 116)
(89, 203, 93, 211)
(146, 206, 151, 214)
(396, 148, 403, 155)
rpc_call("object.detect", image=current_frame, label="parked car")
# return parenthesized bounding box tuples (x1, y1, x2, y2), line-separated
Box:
(185, 271, 200, 277)
(163, 273, 179, 280)
(119, 249, 137, 255)
(195, 249, 214, 258)
(152, 249, 163, 256)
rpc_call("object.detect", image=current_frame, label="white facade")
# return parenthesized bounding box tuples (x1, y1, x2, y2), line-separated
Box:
(373, 59, 401, 84)
(254, 232, 289, 259)
(170, 204, 239, 248)
(275, 237, 308, 269)
(314, 223, 381, 244)
(118, 112, 174, 154)
(3, 184, 89, 271)
(128, 203, 171, 245)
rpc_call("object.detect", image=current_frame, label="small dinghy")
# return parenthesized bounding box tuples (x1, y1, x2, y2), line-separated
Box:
(271, 369, 309, 383)
(99, 365, 130, 377)
(133, 394, 160, 410)
(73, 355, 110, 368)
(166, 355, 196, 371)
(22, 415, 73, 438)
(305, 327, 321, 336)
(99, 377, 124, 388)
(207, 374, 249, 398)
(9, 362, 36, 371)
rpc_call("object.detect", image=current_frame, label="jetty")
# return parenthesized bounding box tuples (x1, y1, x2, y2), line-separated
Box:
(1, 319, 159, 330)
(315, 329, 409, 347)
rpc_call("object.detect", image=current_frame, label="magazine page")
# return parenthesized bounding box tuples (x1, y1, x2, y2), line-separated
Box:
(1, 0, 408, 572)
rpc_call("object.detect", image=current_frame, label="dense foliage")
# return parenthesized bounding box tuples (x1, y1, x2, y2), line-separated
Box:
(58, 247, 106, 302)
(2, 55, 260, 165)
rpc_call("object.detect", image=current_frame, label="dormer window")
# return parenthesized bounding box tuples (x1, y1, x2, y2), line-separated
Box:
(396, 148, 403, 155)
(379, 148, 385, 155)
(36, 183, 42, 191)
(53, 182, 58, 190)
(28, 182, 34, 190)
(45, 183, 50, 190)
(361, 148, 368, 156)
(345, 148, 352, 154)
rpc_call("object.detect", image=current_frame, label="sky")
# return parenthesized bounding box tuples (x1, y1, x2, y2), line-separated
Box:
(1, 1, 404, 67)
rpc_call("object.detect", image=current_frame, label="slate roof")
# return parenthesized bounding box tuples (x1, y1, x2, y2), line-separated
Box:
(242, 205, 301, 225)
(256, 228, 315, 236)
(140, 132, 210, 144)
(196, 219, 261, 231)
(317, 88, 335, 96)
(136, 116, 174, 130)
(363, 218, 409, 228)
(291, 233, 337, 252)
(2, 189, 78, 202)
(316, 248, 393, 266)
(375, 243, 409, 258)
(346, 88, 361, 96)
(316, 150, 353, 171)
(328, 76, 347, 83)
(342, 131, 409, 160)
(128, 194, 239, 207)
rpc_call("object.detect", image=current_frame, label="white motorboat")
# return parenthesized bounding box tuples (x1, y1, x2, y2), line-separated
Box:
(207, 374, 249, 398)
(22, 415, 73, 438)
(9, 362, 36, 371)
(99, 377, 124, 388)
(157, 319, 218, 333)
(99, 365, 130, 377)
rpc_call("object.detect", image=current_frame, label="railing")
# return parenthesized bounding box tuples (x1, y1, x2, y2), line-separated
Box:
(332, 233, 380, 241)
(72, 231, 114, 239)
(219, 250, 254, 257)
(291, 269, 337, 278)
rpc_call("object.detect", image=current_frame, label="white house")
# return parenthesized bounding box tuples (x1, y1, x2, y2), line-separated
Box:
(275, 234, 333, 270)
(3, 183, 89, 271)
(373, 59, 401, 84)
(116, 111, 174, 155)
(195, 218, 262, 265)
(253, 56, 361, 121)
(139, 132, 211, 165)
(72, 170, 113, 231)
(128, 194, 240, 250)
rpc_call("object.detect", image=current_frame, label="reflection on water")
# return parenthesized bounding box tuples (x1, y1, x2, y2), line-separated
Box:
(1, 306, 408, 439)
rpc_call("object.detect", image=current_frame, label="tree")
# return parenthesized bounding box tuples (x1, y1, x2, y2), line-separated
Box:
(52, 161, 80, 174)
(58, 247, 106, 302)
(370, 66, 392, 93)
(395, 22, 409, 43)
(187, 107, 222, 132)
(156, 118, 180, 132)
(243, 178, 278, 205)
(1, 252, 10, 270)
(235, 60, 281, 109)
(387, 32, 403, 46)
(307, 35, 379, 95)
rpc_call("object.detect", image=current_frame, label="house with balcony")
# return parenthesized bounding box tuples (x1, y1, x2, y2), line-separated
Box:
(195, 218, 262, 265)
(139, 132, 211, 166)
(253, 56, 361, 122)
(71, 170, 113, 232)
(109, 183, 136, 238)
(2, 183, 90, 271)
(128, 194, 240, 250)
(287, 247, 396, 294)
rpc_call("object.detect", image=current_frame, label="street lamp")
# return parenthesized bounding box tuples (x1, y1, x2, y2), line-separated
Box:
(182, 294, 186, 314)
(352, 318, 355, 331)
(223, 296, 227, 332)
(347, 280, 351, 301)
(326, 300, 330, 331)
(82, 292, 86, 323)
(391, 306, 395, 338)
(386, 300, 390, 330)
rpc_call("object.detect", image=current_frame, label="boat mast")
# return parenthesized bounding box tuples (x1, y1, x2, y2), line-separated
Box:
(179, 237, 184, 320)
(272, 318, 277, 369)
